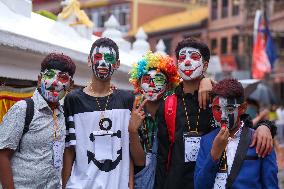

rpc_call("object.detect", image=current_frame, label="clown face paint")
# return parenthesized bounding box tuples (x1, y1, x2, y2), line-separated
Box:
(41, 69, 71, 103)
(212, 96, 242, 131)
(178, 47, 204, 80)
(91, 46, 117, 80)
(140, 70, 167, 101)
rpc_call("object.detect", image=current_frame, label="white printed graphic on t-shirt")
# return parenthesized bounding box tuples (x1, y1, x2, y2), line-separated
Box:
(184, 136, 201, 162)
(66, 109, 130, 189)
(213, 172, 227, 189)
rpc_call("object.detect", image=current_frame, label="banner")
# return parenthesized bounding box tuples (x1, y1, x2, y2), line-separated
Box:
(0, 86, 35, 123)
(252, 10, 278, 79)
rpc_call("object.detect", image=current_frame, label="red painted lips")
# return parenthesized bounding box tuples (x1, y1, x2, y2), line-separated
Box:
(182, 65, 201, 76)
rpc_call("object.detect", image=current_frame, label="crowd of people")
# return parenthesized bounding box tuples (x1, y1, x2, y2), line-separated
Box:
(0, 37, 280, 189)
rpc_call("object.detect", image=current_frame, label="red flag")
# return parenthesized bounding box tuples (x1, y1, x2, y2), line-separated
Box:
(252, 10, 271, 79)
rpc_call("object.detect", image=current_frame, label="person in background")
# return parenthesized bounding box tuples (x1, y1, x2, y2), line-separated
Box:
(0, 53, 76, 189)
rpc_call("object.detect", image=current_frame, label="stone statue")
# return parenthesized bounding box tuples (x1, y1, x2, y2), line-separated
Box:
(58, 0, 94, 39)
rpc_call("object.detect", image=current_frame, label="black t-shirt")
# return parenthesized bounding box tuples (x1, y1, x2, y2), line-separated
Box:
(155, 84, 215, 189)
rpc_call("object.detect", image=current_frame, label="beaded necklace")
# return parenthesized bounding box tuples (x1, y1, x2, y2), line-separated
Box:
(89, 85, 112, 119)
(182, 93, 200, 134)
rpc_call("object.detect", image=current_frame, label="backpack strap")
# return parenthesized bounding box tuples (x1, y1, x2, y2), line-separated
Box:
(164, 94, 177, 170)
(18, 98, 34, 152)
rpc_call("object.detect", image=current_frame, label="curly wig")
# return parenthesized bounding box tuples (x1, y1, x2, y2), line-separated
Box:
(41, 53, 76, 77)
(211, 78, 244, 103)
(129, 51, 180, 93)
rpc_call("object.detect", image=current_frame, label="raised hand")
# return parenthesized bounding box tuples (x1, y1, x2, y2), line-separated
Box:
(210, 127, 230, 161)
(128, 97, 148, 134)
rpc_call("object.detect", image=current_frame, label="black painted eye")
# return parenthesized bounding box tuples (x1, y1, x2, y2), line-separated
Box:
(226, 106, 236, 113)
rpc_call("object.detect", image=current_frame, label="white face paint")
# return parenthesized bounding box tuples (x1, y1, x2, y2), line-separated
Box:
(212, 96, 241, 131)
(91, 46, 117, 80)
(140, 70, 167, 101)
(177, 47, 204, 80)
(40, 69, 71, 102)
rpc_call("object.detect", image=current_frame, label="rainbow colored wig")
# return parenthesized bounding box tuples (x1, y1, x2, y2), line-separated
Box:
(129, 51, 180, 93)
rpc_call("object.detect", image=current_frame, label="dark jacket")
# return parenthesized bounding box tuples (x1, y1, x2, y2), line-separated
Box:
(154, 84, 215, 189)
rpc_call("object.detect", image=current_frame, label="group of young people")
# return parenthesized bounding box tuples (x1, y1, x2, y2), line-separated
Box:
(0, 37, 279, 189)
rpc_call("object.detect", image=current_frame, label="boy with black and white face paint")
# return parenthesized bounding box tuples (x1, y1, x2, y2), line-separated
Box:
(62, 38, 134, 189)
(155, 38, 274, 189)
(195, 79, 278, 189)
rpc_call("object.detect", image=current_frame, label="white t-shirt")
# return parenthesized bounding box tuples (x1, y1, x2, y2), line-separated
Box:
(64, 89, 133, 189)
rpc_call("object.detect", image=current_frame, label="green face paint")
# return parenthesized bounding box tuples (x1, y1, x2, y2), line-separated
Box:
(154, 73, 166, 85)
(42, 69, 56, 80)
(104, 53, 116, 64)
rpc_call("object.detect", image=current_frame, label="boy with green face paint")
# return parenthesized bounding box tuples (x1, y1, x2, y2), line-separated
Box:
(62, 38, 134, 189)
(0, 53, 76, 189)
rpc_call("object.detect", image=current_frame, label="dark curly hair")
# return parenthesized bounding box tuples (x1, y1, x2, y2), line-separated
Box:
(41, 53, 76, 77)
(211, 78, 244, 103)
(89, 37, 119, 61)
(175, 38, 210, 62)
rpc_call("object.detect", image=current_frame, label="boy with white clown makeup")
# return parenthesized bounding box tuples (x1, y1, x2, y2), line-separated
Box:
(62, 38, 134, 189)
(155, 38, 275, 189)
(195, 79, 278, 189)
(0, 53, 76, 189)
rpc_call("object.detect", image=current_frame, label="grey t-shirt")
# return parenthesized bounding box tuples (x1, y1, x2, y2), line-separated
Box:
(0, 90, 65, 189)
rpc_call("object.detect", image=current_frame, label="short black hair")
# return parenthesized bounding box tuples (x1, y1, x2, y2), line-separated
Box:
(41, 53, 76, 77)
(211, 78, 244, 103)
(89, 37, 119, 61)
(175, 38, 210, 62)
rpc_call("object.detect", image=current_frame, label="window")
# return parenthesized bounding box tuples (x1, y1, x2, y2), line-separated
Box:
(91, 8, 108, 28)
(98, 14, 108, 28)
(232, 35, 239, 52)
(211, 38, 217, 51)
(274, 0, 284, 13)
(211, 0, 218, 20)
(110, 4, 130, 32)
(221, 0, 228, 18)
(162, 38, 172, 55)
(221, 37, 227, 54)
(278, 37, 284, 50)
(232, 0, 240, 16)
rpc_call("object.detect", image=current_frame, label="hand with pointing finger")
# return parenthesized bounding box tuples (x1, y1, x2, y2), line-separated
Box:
(128, 97, 148, 134)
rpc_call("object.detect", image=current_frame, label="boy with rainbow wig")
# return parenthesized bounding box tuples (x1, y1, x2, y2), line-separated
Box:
(129, 51, 180, 189)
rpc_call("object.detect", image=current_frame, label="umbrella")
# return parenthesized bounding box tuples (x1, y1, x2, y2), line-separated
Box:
(239, 79, 260, 99)
(249, 83, 277, 106)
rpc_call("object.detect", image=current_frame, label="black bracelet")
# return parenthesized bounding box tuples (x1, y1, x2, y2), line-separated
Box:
(256, 120, 277, 138)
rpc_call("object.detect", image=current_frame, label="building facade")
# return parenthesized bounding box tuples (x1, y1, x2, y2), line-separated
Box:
(208, 0, 284, 103)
